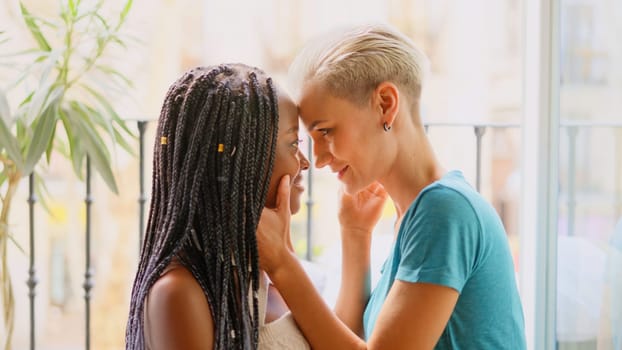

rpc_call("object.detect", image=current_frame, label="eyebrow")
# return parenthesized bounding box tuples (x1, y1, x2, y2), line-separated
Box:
(308, 120, 327, 131)
(287, 126, 299, 133)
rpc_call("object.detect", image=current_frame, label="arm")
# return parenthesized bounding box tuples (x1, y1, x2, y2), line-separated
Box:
(268, 247, 458, 350)
(368, 281, 458, 350)
(336, 229, 371, 337)
(270, 251, 368, 349)
(258, 176, 459, 349)
(335, 183, 387, 336)
(145, 267, 214, 350)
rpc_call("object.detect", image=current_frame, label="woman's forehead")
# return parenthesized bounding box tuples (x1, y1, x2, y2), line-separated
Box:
(278, 94, 299, 130)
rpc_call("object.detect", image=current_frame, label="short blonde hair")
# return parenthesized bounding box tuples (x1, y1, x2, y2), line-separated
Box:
(289, 23, 430, 106)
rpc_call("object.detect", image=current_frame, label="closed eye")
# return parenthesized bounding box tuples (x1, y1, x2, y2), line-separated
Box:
(317, 128, 330, 136)
(290, 139, 303, 149)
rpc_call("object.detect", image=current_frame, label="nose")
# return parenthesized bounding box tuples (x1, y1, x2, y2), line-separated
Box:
(312, 138, 332, 169)
(315, 153, 332, 169)
(298, 149, 310, 170)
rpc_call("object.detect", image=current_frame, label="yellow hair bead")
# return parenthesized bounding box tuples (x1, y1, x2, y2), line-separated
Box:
(160, 136, 168, 145)
(218, 144, 224, 152)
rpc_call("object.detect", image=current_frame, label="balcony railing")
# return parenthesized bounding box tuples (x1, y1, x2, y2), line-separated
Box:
(14, 119, 622, 349)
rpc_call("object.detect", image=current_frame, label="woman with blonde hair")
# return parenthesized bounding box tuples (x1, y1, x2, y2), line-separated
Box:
(258, 24, 526, 350)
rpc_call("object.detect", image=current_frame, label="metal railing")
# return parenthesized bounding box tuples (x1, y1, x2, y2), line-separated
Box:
(20, 119, 621, 349)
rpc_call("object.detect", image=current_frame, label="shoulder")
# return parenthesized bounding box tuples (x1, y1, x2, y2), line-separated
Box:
(422, 183, 471, 206)
(398, 185, 481, 250)
(149, 265, 205, 305)
(145, 265, 214, 349)
(408, 184, 478, 224)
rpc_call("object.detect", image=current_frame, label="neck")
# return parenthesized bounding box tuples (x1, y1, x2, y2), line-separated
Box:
(379, 124, 444, 219)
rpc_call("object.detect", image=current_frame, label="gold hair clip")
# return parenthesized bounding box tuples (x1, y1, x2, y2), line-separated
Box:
(160, 136, 168, 145)
(218, 144, 224, 152)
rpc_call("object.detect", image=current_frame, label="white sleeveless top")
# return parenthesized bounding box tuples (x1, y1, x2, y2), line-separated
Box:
(257, 272, 310, 350)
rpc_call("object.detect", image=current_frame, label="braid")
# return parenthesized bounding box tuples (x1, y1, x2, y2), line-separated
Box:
(126, 64, 279, 349)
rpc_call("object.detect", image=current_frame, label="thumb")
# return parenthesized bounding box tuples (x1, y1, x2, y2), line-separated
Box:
(276, 174, 291, 214)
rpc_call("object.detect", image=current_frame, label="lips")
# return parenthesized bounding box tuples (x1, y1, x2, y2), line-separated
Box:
(293, 175, 305, 190)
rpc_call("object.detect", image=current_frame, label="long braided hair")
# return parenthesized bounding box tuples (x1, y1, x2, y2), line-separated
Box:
(126, 64, 279, 349)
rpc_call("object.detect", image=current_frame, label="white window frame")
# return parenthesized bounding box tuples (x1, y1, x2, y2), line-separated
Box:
(521, 0, 560, 349)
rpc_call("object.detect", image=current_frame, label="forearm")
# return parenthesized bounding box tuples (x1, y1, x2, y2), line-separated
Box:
(335, 230, 372, 337)
(269, 252, 367, 350)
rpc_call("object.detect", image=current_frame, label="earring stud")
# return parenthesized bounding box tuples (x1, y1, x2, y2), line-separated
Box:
(383, 122, 392, 132)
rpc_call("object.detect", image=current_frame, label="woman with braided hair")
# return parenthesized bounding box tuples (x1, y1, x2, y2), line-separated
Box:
(125, 63, 311, 349)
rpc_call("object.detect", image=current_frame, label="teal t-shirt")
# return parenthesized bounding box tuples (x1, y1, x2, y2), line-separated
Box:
(363, 170, 526, 349)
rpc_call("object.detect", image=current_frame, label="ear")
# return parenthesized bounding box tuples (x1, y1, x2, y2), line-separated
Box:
(374, 82, 399, 126)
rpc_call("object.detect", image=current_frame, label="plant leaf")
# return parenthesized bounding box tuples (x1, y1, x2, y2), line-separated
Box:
(71, 101, 111, 159)
(24, 97, 59, 175)
(0, 48, 43, 59)
(68, 0, 77, 18)
(24, 80, 51, 125)
(67, 102, 118, 192)
(29, 16, 58, 29)
(92, 13, 110, 30)
(20, 2, 52, 51)
(53, 137, 70, 158)
(34, 172, 52, 215)
(16, 119, 27, 150)
(18, 92, 34, 109)
(23, 51, 61, 125)
(0, 88, 11, 126)
(84, 102, 137, 160)
(6, 63, 37, 91)
(119, 0, 133, 26)
(76, 104, 118, 156)
(7, 231, 26, 255)
(75, 90, 136, 158)
(60, 108, 85, 180)
(109, 36, 128, 49)
(0, 117, 23, 169)
(80, 83, 134, 136)
(45, 117, 57, 164)
(111, 125, 136, 156)
(94, 64, 133, 87)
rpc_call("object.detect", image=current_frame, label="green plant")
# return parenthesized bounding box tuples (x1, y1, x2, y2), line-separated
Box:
(0, 1, 134, 348)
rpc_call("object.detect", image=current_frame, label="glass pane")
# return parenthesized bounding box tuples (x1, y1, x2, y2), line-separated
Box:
(558, 0, 622, 348)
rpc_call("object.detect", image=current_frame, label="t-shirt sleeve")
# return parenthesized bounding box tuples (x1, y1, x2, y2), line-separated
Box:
(396, 186, 481, 293)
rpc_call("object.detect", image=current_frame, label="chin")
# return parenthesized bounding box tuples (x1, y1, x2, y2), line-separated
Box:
(340, 173, 363, 194)
(289, 185, 305, 213)
(343, 182, 364, 196)
(290, 193, 303, 214)
(290, 203, 301, 215)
